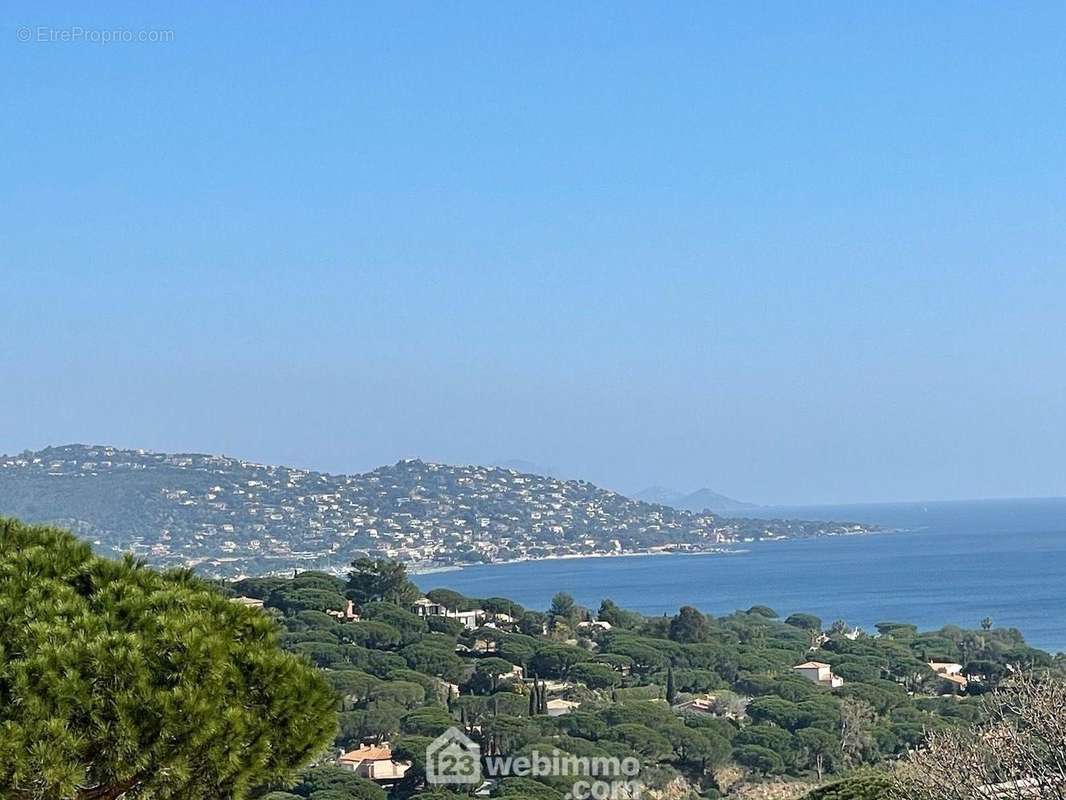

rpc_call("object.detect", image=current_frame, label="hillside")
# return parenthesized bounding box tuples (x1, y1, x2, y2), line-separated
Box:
(0, 445, 873, 577)
(252, 566, 1045, 800)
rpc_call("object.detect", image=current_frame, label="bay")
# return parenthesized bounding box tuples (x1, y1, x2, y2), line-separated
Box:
(413, 497, 1066, 653)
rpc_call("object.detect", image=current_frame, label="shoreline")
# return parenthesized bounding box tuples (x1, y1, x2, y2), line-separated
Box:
(408, 527, 896, 575)
(410, 546, 754, 574)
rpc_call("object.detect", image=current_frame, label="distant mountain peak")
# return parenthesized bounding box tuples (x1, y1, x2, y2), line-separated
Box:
(632, 485, 758, 514)
(630, 486, 685, 505)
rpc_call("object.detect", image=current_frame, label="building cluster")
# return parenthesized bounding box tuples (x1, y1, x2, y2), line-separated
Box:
(325, 594, 588, 784)
(0, 445, 873, 578)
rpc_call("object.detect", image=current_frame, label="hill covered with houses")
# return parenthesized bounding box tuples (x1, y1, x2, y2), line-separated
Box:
(0, 444, 873, 577)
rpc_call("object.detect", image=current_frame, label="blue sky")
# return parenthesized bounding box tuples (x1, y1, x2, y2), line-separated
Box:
(2, 3, 1064, 504)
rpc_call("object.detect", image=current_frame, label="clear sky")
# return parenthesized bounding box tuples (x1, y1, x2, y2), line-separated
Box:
(3, 3, 1065, 505)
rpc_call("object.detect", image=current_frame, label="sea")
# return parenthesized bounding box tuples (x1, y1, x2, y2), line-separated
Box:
(412, 498, 1066, 653)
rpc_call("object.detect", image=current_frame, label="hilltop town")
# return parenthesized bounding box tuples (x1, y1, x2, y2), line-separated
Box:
(0, 445, 874, 577)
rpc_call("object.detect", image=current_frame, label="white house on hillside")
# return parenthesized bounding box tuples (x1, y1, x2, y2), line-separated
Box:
(793, 661, 844, 688)
(545, 698, 581, 717)
(412, 597, 483, 629)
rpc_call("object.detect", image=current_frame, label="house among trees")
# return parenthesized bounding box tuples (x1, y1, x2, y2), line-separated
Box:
(928, 660, 964, 676)
(483, 611, 517, 626)
(336, 743, 411, 783)
(326, 599, 360, 621)
(793, 660, 844, 688)
(672, 695, 718, 716)
(412, 597, 483, 629)
(230, 595, 265, 609)
(411, 601, 483, 631)
(545, 698, 581, 717)
(468, 634, 500, 654)
(929, 660, 968, 691)
(577, 619, 612, 632)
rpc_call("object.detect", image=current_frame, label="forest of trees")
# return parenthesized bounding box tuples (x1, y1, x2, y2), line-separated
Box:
(229, 559, 1059, 799)
(2, 516, 1064, 800)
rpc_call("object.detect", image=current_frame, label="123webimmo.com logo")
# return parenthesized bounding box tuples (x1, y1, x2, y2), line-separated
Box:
(426, 727, 482, 785)
(426, 726, 643, 799)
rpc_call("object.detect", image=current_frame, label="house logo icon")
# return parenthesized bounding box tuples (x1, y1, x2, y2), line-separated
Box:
(426, 726, 482, 785)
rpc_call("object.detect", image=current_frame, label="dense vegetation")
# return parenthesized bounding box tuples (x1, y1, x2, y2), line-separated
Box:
(3, 515, 1057, 800)
(0, 518, 336, 800)
(231, 559, 1057, 800)
(800, 773, 893, 800)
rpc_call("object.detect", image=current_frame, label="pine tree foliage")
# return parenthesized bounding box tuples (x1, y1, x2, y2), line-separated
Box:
(0, 518, 337, 800)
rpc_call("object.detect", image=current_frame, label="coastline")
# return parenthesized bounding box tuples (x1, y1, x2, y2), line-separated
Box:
(408, 523, 892, 575)
(409, 501, 1066, 653)
(409, 545, 756, 574)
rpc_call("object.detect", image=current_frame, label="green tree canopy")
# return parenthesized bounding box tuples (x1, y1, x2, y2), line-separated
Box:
(548, 592, 579, 630)
(346, 558, 421, 608)
(733, 745, 785, 775)
(269, 586, 349, 615)
(668, 606, 711, 643)
(0, 518, 336, 800)
(875, 622, 917, 639)
(800, 773, 893, 800)
(347, 620, 404, 650)
(570, 662, 622, 689)
(785, 613, 823, 632)
(291, 766, 386, 800)
(528, 644, 586, 679)
(425, 588, 478, 611)
(597, 599, 642, 629)
(746, 605, 779, 618)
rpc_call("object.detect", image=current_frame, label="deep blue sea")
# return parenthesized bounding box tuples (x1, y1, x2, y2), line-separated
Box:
(413, 498, 1066, 653)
